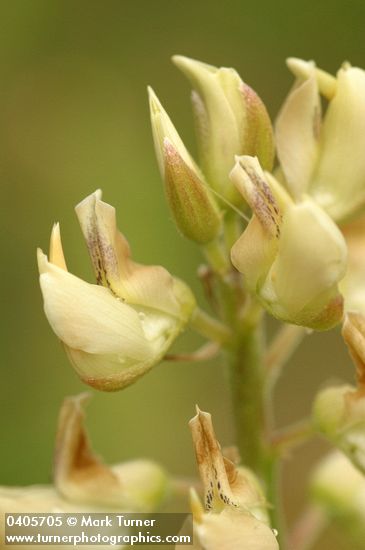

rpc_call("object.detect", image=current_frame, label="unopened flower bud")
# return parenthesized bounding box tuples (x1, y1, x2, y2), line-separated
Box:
(148, 86, 201, 177)
(276, 58, 365, 222)
(173, 55, 274, 203)
(313, 384, 365, 474)
(311, 451, 365, 542)
(164, 140, 222, 243)
(149, 88, 222, 243)
(230, 156, 346, 330)
(38, 191, 195, 391)
(313, 313, 365, 473)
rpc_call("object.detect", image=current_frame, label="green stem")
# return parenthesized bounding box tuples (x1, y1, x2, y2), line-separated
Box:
(272, 419, 314, 454)
(165, 341, 220, 362)
(226, 320, 267, 475)
(226, 315, 287, 548)
(201, 230, 290, 547)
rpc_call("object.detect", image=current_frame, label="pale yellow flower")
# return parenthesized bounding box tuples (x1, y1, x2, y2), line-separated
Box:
(230, 155, 346, 329)
(0, 394, 169, 550)
(276, 58, 365, 222)
(37, 191, 195, 391)
(177, 407, 279, 550)
(53, 394, 169, 510)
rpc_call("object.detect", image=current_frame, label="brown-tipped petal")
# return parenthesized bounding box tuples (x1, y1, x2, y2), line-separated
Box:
(75, 189, 129, 291)
(54, 394, 123, 507)
(54, 394, 169, 510)
(148, 86, 198, 177)
(38, 194, 196, 393)
(75, 190, 196, 320)
(189, 408, 237, 510)
(230, 156, 283, 238)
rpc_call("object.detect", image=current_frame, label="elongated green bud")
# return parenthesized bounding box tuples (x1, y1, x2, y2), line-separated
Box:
(173, 55, 274, 203)
(164, 139, 221, 243)
(313, 384, 365, 474)
(149, 87, 221, 243)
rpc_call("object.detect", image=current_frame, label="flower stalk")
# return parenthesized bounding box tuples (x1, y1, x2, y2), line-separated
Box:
(190, 307, 232, 345)
(222, 293, 287, 548)
(226, 320, 267, 475)
(265, 323, 307, 385)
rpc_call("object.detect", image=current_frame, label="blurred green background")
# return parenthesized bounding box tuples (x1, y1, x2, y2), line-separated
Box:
(2, 1, 365, 548)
